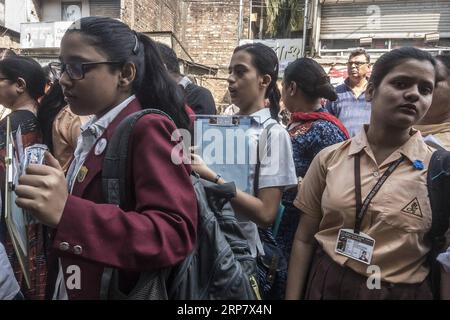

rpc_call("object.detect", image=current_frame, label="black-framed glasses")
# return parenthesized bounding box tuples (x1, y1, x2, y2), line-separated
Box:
(346, 61, 369, 68)
(49, 61, 122, 80)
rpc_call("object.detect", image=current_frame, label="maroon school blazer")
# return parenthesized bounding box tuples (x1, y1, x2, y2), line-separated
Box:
(51, 99, 197, 299)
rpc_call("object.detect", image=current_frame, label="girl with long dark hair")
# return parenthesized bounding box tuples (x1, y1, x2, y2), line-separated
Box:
(15, 17, 197, 300)
(192, 43, 297, 260)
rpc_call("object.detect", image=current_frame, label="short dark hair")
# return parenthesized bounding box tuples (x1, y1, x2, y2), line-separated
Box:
(348, 48, 370, 64)
(156, 42, 181, 75)
(284, 58, 337, 101)
(436, 54, 450, 72)
(369, 47, 436, 89)
(0, 56, 46, 100)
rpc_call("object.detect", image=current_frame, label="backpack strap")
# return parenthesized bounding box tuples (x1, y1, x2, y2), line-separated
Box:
(254, 122, 278, 196)
(99, 107, 174, 300)
(101, 108, 174, 207)
(426, 149, 450, 299)
(253, 122, 289, 298)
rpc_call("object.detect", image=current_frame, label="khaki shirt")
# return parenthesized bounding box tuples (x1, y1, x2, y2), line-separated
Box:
(52, 106, 90, 172)
(294, 126, 436, 284)
(414, 123, 450, 150)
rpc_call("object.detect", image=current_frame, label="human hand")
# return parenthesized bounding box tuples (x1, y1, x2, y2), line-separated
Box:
(15, 152, 68, 227)
(190, 147, 217, 182)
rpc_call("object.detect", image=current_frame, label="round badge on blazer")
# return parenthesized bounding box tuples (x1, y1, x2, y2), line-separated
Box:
(73, 245, 83, 255)
(59, 242, 70, 251)
(95, 138, 107, 156)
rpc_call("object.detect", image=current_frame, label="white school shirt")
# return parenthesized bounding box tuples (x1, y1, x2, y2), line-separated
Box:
(236, 108, 297, 257)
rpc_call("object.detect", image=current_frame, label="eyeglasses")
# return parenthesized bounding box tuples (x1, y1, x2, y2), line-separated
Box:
(346, 61, 369, 68)
(49, 61, 122, 80)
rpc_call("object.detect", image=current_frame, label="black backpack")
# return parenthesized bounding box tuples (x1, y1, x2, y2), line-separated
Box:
(426, 149, 450, 299)
(99, 108, 259, 300)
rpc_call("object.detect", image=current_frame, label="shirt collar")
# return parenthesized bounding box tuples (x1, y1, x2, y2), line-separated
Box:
(249, 108, 272, 126)
(178, 76, 192, 89)
(81, 95, 136, 135)
(344, 77, 369, 92)
(349, 125, 430, 164)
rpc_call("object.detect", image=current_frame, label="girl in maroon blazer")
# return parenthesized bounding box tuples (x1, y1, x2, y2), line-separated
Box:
(15, 16, 198, 299)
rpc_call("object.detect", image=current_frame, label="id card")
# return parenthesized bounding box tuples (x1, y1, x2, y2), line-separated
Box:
(335, 228, 375, 265)
(23, 144, 48, 167)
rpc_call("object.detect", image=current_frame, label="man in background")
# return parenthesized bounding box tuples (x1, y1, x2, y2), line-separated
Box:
(326, 49, 372, 137)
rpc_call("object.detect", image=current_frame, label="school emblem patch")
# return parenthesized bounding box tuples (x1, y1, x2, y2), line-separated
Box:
(401, 198, 423, 218)
(77, 165, 89, 183)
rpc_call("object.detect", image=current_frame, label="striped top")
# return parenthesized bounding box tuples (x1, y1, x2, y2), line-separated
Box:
(326, 80, 372, 137)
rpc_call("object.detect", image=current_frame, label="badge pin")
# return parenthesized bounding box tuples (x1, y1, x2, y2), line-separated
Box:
(77, 166, 89, 183)
(412, 159, 424, 170)
(95, 138, 107, 156)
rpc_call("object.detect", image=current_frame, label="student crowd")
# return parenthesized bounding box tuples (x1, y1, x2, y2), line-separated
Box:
(0, 16, 449, 300)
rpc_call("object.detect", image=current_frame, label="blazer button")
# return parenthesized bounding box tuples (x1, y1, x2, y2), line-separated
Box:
(59, 242, 70, 251)
(73, 245, 83, 255)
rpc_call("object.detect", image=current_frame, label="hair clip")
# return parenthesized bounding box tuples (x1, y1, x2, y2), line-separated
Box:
(132, 32, 140, 55)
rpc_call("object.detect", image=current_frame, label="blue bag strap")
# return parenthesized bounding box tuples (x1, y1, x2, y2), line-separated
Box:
(271, 204, 285, 238)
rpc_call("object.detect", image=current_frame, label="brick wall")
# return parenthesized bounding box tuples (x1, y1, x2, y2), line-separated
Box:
(121, 0, 251, 68)
(121, 0, 180, 34)
(179, 0, 251, 110)
(0, 31, 19, 49)
(121, 0, 252, 112)
(181, 0, 250, 69)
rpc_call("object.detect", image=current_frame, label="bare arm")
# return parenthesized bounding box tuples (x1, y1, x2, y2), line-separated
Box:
(285, 213, 321, 300)
(230, 186, 283, 228)
(191, 153, 283, 228)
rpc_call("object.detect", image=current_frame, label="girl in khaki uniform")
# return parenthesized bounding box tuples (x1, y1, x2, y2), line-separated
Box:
(286, 47, 450, 300)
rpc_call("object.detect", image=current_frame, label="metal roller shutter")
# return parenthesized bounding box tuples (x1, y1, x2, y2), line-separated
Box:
(89, 0, 120, 19)
(320, 0, 450, 39)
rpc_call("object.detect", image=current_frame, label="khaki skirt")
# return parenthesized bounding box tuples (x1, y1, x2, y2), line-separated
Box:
(305, 248, 433, 300)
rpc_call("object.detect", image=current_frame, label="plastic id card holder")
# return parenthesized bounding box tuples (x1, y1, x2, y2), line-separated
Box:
(335, 229, 375, 265)
(194, 115, 259, 194)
